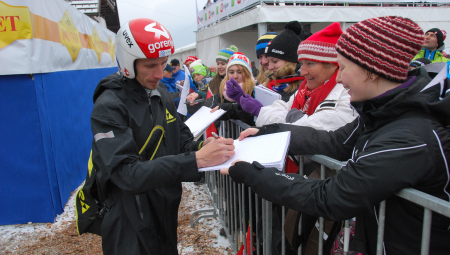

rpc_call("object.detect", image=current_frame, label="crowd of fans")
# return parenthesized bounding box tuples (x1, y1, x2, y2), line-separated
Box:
(91, 15, 449, 255)
(158, 19, 450, 255)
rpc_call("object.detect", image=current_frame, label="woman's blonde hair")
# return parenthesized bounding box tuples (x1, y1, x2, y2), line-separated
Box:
(272, 61, 299, 93)
(219, 65, 256, 103)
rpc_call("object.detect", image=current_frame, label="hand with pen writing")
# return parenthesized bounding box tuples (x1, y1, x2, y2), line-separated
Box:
(196, 136, 235, 168)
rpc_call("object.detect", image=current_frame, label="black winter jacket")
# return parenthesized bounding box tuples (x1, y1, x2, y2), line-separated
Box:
(90, 73, 202, 255)
(229, 66, 450, 254)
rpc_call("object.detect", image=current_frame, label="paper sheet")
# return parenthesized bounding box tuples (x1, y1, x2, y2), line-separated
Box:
(176, 65, 191, 116)
(199, 131, 291, 171)
(185, 106, 226, 136)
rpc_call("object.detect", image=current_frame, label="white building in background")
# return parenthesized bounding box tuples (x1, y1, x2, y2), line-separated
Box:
(176, 0, 450, 69)
(168, 43, 197, 66)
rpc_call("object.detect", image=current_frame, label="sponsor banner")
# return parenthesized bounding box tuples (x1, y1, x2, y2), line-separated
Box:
(0, 0, 117, 75)
(197, 0, 449, 29)
(197, 0, 260, 29)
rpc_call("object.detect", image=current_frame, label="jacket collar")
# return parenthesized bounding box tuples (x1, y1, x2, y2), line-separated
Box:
(350, 67, 441, 126)
(125, 77, 149, 102)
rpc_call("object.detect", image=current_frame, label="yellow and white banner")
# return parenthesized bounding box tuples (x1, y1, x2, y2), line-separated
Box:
(0, 0, 117, 75)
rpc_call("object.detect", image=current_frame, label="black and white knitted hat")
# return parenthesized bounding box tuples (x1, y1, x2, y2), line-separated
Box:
(265, 21, 302, 63)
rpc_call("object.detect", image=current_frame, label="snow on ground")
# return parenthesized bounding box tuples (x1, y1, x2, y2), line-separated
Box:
(0, 182, 83, 252)
(0, 181, 233, 254)
(177, 182, 233, 254)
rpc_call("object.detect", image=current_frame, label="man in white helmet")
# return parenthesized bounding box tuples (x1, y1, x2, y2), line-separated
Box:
(88, 18, 235, 254)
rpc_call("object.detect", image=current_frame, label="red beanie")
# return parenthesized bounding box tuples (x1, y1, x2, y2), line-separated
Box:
(297, 22, 342, 65)
(184, 56, 198, 65)
(336, 16, 423, 83)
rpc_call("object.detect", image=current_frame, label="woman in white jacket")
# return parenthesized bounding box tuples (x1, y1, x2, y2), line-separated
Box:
(229, 22, 357, 132)
(257, 22, 356, 131)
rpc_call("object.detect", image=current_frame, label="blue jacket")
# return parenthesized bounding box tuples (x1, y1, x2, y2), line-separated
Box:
(160, 76, 177, 93)
(172, 70, 185, 83)
(159, 77, 180, 107)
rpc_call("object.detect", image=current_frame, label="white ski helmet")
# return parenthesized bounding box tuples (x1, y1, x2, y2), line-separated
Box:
(115, 18, 175, 79)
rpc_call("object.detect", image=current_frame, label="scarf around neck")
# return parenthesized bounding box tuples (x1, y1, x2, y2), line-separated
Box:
(268, 75, 304, 93)
(291, 70, 338, 115)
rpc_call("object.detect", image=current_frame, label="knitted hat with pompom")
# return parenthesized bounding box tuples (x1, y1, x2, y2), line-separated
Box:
(297, 22, 342, 65)
(265, 21, 303, 63)
(216, 45, 239, 63)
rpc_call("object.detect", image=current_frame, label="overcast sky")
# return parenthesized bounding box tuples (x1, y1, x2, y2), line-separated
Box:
(116, 0, 208, 49)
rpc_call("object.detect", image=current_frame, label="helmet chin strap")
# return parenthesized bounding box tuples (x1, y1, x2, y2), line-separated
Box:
(133, 60, 137, 79)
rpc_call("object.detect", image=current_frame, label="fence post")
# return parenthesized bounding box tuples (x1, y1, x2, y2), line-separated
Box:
(376, 200, 386, 255)
(298, 156, 304, 255)
(420, 208, 432, 255)
(318, 165, 326, 255)
(282, 166, 286, 255)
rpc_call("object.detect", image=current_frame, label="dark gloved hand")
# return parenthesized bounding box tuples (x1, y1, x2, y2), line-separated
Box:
(229, 161, 265, 184)
(226, 78, 245, 102)
(240, 94, 263, 116)
(285, 108, 306, 123)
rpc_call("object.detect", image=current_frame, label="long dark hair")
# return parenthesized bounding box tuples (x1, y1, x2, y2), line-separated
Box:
(208, 73, 224, 95)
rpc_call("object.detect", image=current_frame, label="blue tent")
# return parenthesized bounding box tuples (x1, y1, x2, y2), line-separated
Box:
(0, 67, 117, 224)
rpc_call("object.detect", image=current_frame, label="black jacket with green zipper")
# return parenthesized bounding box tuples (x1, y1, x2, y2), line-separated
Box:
(90, 73, 202, 255)
(229, 65, 450, 255)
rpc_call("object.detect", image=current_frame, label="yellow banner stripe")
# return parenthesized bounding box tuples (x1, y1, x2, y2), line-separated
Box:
(30, 12, 111, 53)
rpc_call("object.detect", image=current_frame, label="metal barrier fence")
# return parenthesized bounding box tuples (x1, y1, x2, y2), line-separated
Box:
(190, 120, 450, 255)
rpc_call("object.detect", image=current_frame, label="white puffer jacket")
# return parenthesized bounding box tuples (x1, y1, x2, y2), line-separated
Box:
(255, 83, 357, 131)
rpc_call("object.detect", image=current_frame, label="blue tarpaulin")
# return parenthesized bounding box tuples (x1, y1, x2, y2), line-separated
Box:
(0, 67, 117, 224)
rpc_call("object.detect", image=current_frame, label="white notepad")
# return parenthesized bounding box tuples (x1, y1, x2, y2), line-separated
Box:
(185, 106, 226, 137)
(199, 131, 291, 172)
(255, 85, 282, 107)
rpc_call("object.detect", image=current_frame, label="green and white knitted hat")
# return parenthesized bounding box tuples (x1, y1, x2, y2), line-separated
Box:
(190, 59, 207, 76)
(216, 45, 238, 63)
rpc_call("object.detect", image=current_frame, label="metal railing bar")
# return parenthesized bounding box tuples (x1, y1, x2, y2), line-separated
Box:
(396, 188, 450, 218)
(242, 184, 247, 255)
(376, 200, 386, 255)
(344, 220, 350, 255)
(318, 164, 326, 255)
(249, 187, 254, 255)
(229, 119, 251, 130)
(266, 200, 272, 255)
(304, 154, 346, 170)
(420, 208, 432, 255)
(256, 193, 261, 255)
(234, 182, 239, 247)
(282, 165, 286, 255)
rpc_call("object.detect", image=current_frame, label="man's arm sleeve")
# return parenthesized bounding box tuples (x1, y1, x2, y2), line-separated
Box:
(178, 117, 204, 152)
(237, 129, 431, 221)
(257, 117, 361, 161)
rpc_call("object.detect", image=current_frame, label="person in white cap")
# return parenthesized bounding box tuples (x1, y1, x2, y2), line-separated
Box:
(85, 18, 234, 255)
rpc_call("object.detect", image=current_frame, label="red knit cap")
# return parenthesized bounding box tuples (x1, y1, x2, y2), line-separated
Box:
(297, 22, 342, 65)
(336, 16, 424, 83)
(184, 56, 198, 65)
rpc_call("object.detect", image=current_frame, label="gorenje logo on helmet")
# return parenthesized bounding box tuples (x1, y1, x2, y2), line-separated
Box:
(122, 30, 134, 48)
(145, 23, 173, 54)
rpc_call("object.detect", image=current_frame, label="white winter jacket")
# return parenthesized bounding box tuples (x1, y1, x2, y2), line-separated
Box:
(255, 83, 357, 131)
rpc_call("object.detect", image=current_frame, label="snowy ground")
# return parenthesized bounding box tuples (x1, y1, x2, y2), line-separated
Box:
(0, 183, 84, 253)
(0, 181, 233, 254)
(177, 182, 233, 254)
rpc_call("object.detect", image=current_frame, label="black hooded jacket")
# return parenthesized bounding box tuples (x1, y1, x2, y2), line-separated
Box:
(90, 73, 202, 255)
(229, 65, 450, 254)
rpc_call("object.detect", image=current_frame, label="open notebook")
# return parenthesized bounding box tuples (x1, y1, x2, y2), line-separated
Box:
(185, 106, 226, 137)
(199, 131, 291, 172)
